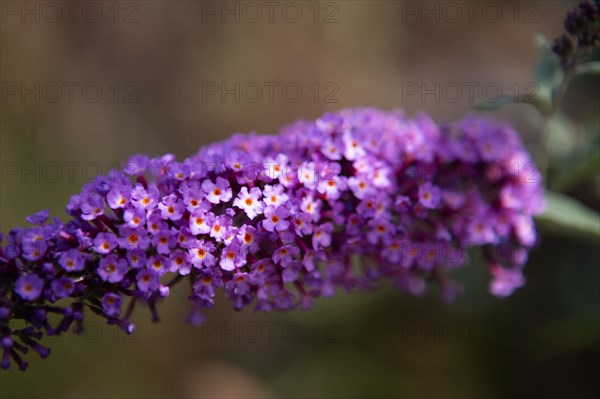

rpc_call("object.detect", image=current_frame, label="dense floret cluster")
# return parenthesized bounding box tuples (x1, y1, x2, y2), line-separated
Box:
(0, 108, 544, 370)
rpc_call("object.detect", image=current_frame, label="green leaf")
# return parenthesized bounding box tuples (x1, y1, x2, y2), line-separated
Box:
(545, 113, 578, 161)
(575, 61, 600, 75)
(550, 146, 600, 192)
(536, 190, 600, 239)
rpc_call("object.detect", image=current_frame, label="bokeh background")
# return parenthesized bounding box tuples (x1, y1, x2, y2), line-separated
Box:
(1, 1, 599, 398)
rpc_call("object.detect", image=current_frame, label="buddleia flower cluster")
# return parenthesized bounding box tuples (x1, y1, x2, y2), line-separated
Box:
(0, 108, 545, 370)
(552, 0, 599, 68)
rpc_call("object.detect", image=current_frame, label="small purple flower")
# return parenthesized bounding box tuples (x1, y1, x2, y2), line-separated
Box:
(58, 249, 86, 272)
(15, 274, 43, 301)
(282, 263, 302, 283)
(382, 240, 403, 263)
(418, 182, 441, 209)
(513, 214, 536, 245)
(123, 154, 149, 176)
(21, 228, 47, 261)
(101, 293, 122, 317)
(106, 186, 130, 209)
(321, 138, 343, 160)
(179, 181, 207, 212)
(233, 187, 264, 220)
(167, 162, 190, 181)
(262, 206, 290, 232)
(127, 249, 146, 269)
(342, 132, 366, 160)
(80, 192, 105, 221)
(137, 269, 159, 293)
(175, 228, 197, 249)
(312, 223, 334, 249)
(189, 209, 214, 235)
(146, 255, 169, 276)
(98, 255, 128, 283)
(489, 267, 525, 298)
(123, 207, 146, 229)
(170, 251, 191, 275)
(300, 196, 321, 222)
(202, 177, 232, 204)
(467, 217, 497, 244)
(237, 225, 260, 253)
(220, 241, 247, 271)
(366, 219, 394, 245)
(25, 209, 49, 225)
(357, 196, 379, 218)
(225, 273, 254, 296)
(146, 210, 168, 236)
(317, 175, 346, 201)
(131, 185, 159, 211)
(51, 278, 75, 299)
(158, 194, 185, 221)
(262, 184, 289, 207)
(371, 166, 392, 189)
(273, 245, 300, 267)
(247, 261, 274, 284)
(298, 162, 318, 189)
(291, 213, 313, 237)
(151, 228, 176, 255)
(209, 215, 232, 242)
(118, 227, 150, 250)
(93, 232, 117, 254)
(348, 175, 372, 199)
(263, 154, 287, 181)
(189, 241, 216, 268)
(192, 269, 223, 302)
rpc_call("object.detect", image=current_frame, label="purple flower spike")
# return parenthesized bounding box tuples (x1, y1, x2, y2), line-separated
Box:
(0, 108, 545, 370)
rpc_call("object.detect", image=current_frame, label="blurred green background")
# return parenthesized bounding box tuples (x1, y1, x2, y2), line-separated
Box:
(1, 1, 598, 398)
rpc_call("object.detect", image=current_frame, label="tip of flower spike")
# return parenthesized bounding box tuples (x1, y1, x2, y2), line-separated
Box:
(1, 336, 12, 348)
(107, 319, 136, 334)
(126, 323, 136, 335)
(38, 347, 51, 359)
